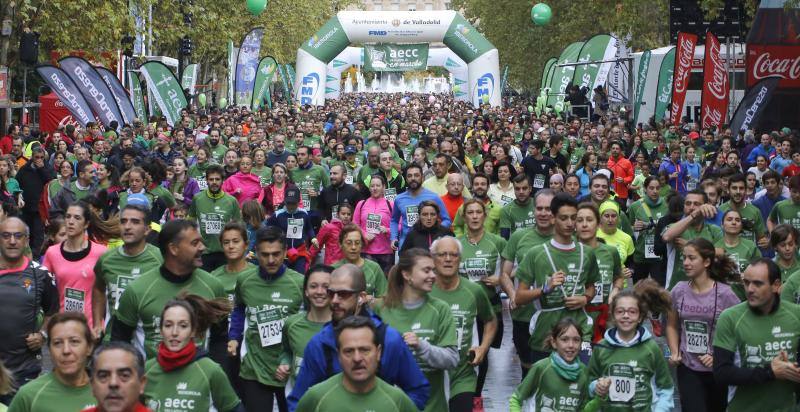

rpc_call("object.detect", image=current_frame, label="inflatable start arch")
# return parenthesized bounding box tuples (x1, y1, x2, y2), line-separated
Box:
(295, 10, 501, 107)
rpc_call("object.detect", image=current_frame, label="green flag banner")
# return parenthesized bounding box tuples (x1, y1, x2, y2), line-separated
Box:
(442, 13, 494, 63)
(252, 56, 277, 111)
(500, 64, 509, 93)
(633, 50, 652, 125)
(127, 71, 147, 122)
(285, 64, 296, 91)
(300, 16, 350, 62)
(540, 57, 557, 91)
(181, 63, 199, 94)
(277, 64, 291, 99)
(546, 41, 584, 107)
(139, 61, 187, 127)
(572, 34, 617, 101)
(364, 43, 429, 72)
(654, 47, 676, 123)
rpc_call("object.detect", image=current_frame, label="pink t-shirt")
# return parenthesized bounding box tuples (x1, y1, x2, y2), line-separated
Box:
(43, 241, 108, 329)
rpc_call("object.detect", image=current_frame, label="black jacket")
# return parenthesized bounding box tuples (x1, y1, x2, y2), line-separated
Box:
(16, 160, 54, 214)
(400, 225, 452, 252)
(318, 182, 362, 221)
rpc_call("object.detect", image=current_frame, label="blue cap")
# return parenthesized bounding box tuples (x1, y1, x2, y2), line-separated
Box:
(127, 193, 151, 209)
(345, 145, 357, 155)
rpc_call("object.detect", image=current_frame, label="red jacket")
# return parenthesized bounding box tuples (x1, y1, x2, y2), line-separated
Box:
(607, 155, 634, 199)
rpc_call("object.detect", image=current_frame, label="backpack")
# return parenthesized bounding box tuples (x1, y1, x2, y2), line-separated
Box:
(323, 321, 388, 376)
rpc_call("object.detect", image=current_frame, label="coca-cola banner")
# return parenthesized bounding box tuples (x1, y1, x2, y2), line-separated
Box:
(670, 32, 698, 125)
(700, 32, 729, 129)
(747, 45, 800, 88)
(729, 76, 780, 133)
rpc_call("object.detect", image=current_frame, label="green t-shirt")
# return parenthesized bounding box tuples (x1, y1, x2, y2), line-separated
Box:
(94, 243, 163, 331)
(208, 144, 228, 163)
(143, 357, 240, 412)
(713, 301, 800, 412)
(430, 278, 494, 397)
(516, 242, 600, 349)
(588, 242, 622, 309)
(719, 202, 766, 244)
(715, 238, 759, 301)
(776, 257, 800, 283)
(665, 223, 724, 290)
(499, 199, 536, 231)
(780, 270, 800, 304)
(502, 228, 553, 322)
(627, 198, 668, 263)
(295, 373, 417, 412)
(8, 373, 95, 412)
(188, 162, 211, 190)
(115, 268, 225, 358)
(70, 181, 92, 201)
(509, 356, 589, 412)
(769, 198, 800, 231)
(210, 263, 257, 306)
(332, 259, 387, 298)
(587, 337, 673, 412)
(236, 267, 304, 387)
(457, 232, 506, 313)
(291, 165, 330, 210)
(281, 312, 326, 378)
(251, 165, 273, 187)
(374, 296, 458, 412)
(189, 190, 241, 254)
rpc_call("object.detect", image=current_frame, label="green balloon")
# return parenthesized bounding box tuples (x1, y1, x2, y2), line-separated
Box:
(482, 95, 489, 104)
(452, 85, 461, 93)
(218, 97, 228, 108)
(198, 93, 207, 108)
(246, 0, 267, 16)
(531, 3, 552, 26)
(528, 105, 534, 113)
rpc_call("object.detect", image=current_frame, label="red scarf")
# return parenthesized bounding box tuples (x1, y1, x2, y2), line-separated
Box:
(156, 340, 196, 372)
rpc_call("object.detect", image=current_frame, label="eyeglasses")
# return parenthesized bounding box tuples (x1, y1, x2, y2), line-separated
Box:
(434, 252, 459, 259)
(0, 232, 27, 240)
(326, 288, 359, 299)
(614, 308, 639, 316)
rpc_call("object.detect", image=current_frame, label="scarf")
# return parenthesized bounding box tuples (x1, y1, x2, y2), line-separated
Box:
(157, 340, 196, 372)
(644, 195, 662, 208)
(550, 352, 583, 381)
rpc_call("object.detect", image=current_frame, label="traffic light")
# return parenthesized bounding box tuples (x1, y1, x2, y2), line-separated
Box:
(180, 36, 192, 56)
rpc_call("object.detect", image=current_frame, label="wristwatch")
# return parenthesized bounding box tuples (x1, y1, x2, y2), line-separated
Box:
(39, 329, 48, 340)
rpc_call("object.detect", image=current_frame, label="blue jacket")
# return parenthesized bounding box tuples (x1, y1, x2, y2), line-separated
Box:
(658, 159, 687, 194)
(746, 144, 776, 166)
(287, 311, 430, 411)
(265, 207, 315, 250)
(391, 188, 451, 248)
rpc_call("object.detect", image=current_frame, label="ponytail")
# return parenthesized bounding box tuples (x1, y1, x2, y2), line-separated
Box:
(610, 279, 672, 324)
(685, 238, 739, 284)
(161, 292, 232, 336)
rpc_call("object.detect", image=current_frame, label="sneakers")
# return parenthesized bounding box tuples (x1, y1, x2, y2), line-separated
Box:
(472, 396, 485, 412)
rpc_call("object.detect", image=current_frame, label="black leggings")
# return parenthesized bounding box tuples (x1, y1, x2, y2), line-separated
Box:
(449, 392, 473, 412)
(241, 379, 287, 412)
(676, 364, 727, 412)
(633, 260, 664, 286)
(475, 314, 504, 394)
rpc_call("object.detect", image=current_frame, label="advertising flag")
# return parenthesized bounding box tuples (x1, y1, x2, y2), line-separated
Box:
(572, 34, 618, 102)
(729, 76, 780, 134)
(654, 47, 676, 122)
(139, 61, 187, 127)
(35, 65, 95, 127)
(181, 63, 200, 95)
(670, 32, 698, 125)
(546, 41, 584, 107)
(277, 64, 291, 99)
(235, 28, 265, 108)
(285, 64, 295, 91)
(95, 66, 137, 125)
(700, 32, 729, 129)
(59, 56, 124, 129)
(127, 71, 147, 122)
(500, 64, 509, 93)
(227, 40, 238, 105)
(252, 56, 277, 111)
(633, 50, 652, 125)
(540, 57, 557, 91)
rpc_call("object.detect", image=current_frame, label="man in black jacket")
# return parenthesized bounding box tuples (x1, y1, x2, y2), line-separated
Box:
(15, 147, 54, 257)
(318, 164, 361, 224)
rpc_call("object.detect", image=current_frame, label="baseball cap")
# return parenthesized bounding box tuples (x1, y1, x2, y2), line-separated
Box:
(126, 193, 151, 210)
(345, 145, 357, 155)
(688, 131, 700, 140)
(285, 187, 301, 204)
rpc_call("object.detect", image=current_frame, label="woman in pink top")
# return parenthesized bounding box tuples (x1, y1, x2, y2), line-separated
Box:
(353, 175, 394, 272)
(221, 155, 262, 207)
(42, 201, 107, 336)
(310, 202, 354, 265)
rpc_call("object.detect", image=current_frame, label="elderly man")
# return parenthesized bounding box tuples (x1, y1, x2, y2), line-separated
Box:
(441, 173, 469, 221)
(430, 236, 497, 411)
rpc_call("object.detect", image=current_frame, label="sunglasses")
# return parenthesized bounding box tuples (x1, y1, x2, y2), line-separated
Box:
(326, 288, 359, 299)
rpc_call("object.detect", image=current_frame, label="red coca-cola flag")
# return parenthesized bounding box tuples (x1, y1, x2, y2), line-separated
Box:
(700, 32, 729, 129)
(671, 32, 698, 125)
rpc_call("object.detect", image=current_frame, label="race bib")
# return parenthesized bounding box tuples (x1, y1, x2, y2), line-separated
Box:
(259, 175, 270, 187)
(196, 176, 207, 190)
(301, 192, 310, 208)
(204, 216, 222, 235)
(256, 307, 284, 347)
(533, 174, 546, 189)
(464, 258, 488, 281)
(687, 179, 697, 191)
(499, 194, 514, 206)
(366, 213, 382, 234)
(331, 205, 339, 221)
(591, 282, 604, 304)
(644, 234, 657, 259)
(65, 288, 85, 313)
(385, 188, 397, 202)
(406, 205, 419, 227)
(608, 364, 636, 402)
(684, 320, 710, 354)
(114, 276, 134, 310)
(345, 174, 354, 185)
(287, 218, 304, 239)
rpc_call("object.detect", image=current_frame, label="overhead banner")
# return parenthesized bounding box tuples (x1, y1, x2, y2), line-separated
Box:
(227, 40, 237, 105)
(546, 41, 584, 107)
(59, 56, 124, 129)
(572, 34, 618, 102)
(139, 61, 187, 127)
(235, 28, 265, 108)
(95, 66, 137, 125)
(654, 47, 676, 122)
(127, 71, 147, 121)
(729, 76, 780, 133)
(363, 43, 429, 71)
(35, 65, 95, 127)
(181, 63, 200, 94)
(700, 32, 729, 129)
(633, 50, 652, 125)
(540, 57, 557, 91)
(252, 56, 278, 111)
(670, 32, 698, 125)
